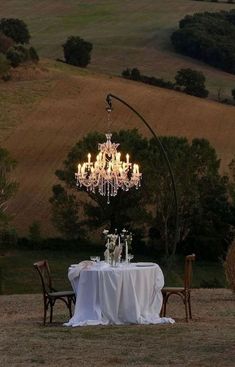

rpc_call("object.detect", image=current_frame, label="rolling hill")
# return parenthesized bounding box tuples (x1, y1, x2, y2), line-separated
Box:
(0, 0, 235, 99)
(1, 60, 235, 236)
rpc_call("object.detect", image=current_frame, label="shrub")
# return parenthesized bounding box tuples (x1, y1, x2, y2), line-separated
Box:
(63, 36, 93, 67)
(122, 68, 131, 78)
(224, 240, 235, 292)
(131, 67, 141, 81)
(0, 18, 30, 44)
(175, 68, 209, 98)
(121, 68, 175, 90)
(6, 47, 22, 67)
(6, 45, 39, 67)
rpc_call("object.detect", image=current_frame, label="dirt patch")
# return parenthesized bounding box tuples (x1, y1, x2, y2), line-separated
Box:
(9, 63, 52, 82)
(0, 289, 234, 366)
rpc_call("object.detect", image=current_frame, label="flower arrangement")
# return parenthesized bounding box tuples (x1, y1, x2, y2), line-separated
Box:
(103, 228, 133, 264)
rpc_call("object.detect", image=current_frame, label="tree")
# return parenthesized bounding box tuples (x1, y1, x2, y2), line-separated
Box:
(6, 45, 39, 68)
(63, 36, 93, 67)
(0, 147, 18, 227)
(130, 68, 141, 81)
(122, 68, 131, 78)
(148, 137, 233, 260)
(0, 18, 30, 44)
(49, 184, 84, 240)
(175, 68, 209, 98)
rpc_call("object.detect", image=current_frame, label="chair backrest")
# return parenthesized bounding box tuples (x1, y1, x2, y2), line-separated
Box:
(33, 260, 52, 295)
(184, 254, 196, 290)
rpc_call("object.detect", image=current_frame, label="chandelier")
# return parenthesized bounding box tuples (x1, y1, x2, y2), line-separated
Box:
(75, 133, 142, 204)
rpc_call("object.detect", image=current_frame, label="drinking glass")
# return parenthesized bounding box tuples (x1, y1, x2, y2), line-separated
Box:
(90, 256, 98, 262)
(128, 254, 134, 263)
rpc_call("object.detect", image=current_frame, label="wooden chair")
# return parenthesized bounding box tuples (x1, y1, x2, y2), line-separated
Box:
(161, 254, 196, 322)
(33, 260, 76, 325)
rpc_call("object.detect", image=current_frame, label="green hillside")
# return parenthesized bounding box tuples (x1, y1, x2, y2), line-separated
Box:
(0, 0, 235, 98)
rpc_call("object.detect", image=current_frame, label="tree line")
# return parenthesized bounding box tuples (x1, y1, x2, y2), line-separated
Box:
(171, 10, 235, 74)
(122, 67, 209, 98)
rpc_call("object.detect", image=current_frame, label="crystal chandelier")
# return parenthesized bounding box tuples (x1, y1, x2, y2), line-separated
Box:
(75, 133, 142, 204)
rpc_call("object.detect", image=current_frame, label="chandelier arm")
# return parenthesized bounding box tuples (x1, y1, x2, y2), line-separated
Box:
(106, 93, 179, 257)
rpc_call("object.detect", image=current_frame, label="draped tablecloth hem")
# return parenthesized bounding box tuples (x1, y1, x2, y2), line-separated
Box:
(63, 319, 109, 327)
(63, 316, 175, 327)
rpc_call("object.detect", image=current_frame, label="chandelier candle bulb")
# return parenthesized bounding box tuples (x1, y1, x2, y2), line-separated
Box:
(88, 153, 91, 164)
(126, 154, 129, 165)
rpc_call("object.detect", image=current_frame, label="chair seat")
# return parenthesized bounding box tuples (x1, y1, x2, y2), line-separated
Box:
(48, 290, 75, 298)
(162, 287, 185, 293)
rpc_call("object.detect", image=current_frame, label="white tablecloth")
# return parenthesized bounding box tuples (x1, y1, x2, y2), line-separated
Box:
(64, 262, 174, 327)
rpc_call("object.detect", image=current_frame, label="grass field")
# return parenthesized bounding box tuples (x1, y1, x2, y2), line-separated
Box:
(0, 249, 226, 295)
(0, 289, 234, 366)
(0, 0, 235, 98)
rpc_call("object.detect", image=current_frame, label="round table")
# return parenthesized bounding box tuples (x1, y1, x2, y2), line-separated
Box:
(64, 262, 174, 326)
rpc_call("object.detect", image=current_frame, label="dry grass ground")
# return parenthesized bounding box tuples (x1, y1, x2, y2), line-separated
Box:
(1, 61, 235, 236)
(0, 0, 235, 97)
(0, 289, 234, 366)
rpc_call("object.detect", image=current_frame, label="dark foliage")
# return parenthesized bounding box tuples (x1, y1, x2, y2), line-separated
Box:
(122, 68, 175, 90)
(122, 67, 208, 98)
(171, 10, 235, 73)
(6, 45, 39, 67)
(0, 18, 30, 44)
(175, 68, 209, 98)
(63, 36, 93, 67)
(49, 184, 84, 240)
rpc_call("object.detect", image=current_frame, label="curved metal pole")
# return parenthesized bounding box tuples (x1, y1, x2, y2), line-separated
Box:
(106, 93, 179, 256)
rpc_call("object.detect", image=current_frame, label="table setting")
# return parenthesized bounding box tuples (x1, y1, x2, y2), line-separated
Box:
(64, 229, 175, 327)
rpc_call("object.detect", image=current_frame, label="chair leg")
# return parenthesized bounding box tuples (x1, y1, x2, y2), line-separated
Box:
(68, 297, 72, 318)
(49, 302, 53, 323)
(184, 295, 189, 322)
(163, 294, 167, 317)
(188, 292, 192, 319)
(43, 300, 47, 326)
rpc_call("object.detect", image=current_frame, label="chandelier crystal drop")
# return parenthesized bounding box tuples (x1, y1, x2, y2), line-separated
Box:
(75, 133, 142, 204)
